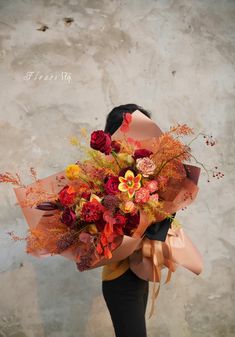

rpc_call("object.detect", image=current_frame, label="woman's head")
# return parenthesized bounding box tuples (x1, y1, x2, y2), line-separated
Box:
(104, 103, 152, 136)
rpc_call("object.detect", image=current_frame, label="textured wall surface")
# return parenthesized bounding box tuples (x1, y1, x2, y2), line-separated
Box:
(0, 1, 234, 336)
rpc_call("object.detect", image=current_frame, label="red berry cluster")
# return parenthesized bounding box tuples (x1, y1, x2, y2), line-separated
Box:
(206, 166, 224, 182)
(203, 135, 216, 146)
(212, 166, 224, 179)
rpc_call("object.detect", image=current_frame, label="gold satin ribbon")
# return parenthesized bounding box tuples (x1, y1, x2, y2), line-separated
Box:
(142, 234, 175, 319)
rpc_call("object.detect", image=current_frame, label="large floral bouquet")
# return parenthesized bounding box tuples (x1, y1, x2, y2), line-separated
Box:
(0, 111, 222, 273)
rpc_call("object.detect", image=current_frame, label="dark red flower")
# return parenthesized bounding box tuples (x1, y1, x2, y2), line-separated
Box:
(114, 224, 124, 235)
(133, 149, 153, 160)
(95, 217, 106, 232)
(58, 185, 76, 206)
(81, 191, 91, 200)
(104, 176, 119, 195)
(90, 130, 112, 155)
(124, 212, 140, 236)
(102, 195, 120, 211)
(81, 200, 104, 222)
(114, 213, 127, 227)
(111, 140, 121, 153)
(60, 207, 77, 226)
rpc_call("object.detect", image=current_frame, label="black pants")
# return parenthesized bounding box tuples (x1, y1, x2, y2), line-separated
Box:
(102, 267, 149, 337)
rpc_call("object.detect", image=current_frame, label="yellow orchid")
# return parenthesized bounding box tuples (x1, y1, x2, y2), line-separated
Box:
(118, 170, 142, 198)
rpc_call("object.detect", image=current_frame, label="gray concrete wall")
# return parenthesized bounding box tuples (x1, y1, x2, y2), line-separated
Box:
(0, 0, 234, 336)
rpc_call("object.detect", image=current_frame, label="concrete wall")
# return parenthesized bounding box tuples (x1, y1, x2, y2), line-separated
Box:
(0, 0, 234, 336)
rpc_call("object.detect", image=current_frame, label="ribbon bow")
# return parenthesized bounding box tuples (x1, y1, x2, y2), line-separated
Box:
(130, 227, 182, 319)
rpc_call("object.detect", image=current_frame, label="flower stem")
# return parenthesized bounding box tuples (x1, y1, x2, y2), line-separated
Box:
(111, 151, 122, 169)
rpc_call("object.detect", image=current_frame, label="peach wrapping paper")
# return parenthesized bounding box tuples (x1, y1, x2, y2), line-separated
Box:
(129, 226, 203, 319)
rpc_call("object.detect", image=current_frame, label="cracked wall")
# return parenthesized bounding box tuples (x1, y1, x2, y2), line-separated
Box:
(0, 1, 234, 336)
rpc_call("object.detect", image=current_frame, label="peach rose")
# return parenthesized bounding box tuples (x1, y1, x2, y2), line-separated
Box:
(136, 157, 156, 177)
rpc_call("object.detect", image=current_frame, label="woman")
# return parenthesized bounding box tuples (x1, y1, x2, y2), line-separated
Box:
(101, 103, 152, 337)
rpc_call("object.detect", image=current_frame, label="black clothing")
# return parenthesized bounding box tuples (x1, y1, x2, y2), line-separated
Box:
(102, 267, 149, 337)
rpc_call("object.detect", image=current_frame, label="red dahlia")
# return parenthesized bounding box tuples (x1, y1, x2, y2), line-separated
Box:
(58, 185, 76, 206)
(81, 200, 104, 222)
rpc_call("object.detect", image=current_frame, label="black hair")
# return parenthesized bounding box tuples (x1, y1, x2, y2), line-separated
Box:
(104, 103, 152, 135)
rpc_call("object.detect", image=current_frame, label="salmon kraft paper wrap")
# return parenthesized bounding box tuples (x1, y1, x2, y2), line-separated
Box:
(13, 110, 203, 318)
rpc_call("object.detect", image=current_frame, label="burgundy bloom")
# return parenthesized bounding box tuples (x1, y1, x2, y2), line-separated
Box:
(124, 212, 140, 236)
(81, 200, 104, 222)
(111, 140, 121, 153)
(90, 130, 112, 155)
(133, 149, 153, 160)
(81, 191, 91, 200)
(102, 195, 120, 211)
(95, 217, 106, 232)
(114, 213, 127, 226)
(60, 207, 77, 226)
(104, 176, 119, 195)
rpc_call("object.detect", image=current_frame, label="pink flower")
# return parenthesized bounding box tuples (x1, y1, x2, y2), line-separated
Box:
(136, 157, 156, 177)
(145, 180, 159, 193)
(134, 187, 150, 203)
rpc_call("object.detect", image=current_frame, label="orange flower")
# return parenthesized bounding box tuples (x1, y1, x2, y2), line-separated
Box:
(104, 246, 112, 259)
(120, 200, 136, 213)
(118, 170, 142, 198)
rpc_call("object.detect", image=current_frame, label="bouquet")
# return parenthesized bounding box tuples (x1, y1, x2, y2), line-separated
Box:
(0, 110, 223, 318)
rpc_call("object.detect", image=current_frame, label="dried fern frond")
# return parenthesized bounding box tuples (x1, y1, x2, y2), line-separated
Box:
(169, 123, 194, 136)
(0, 172, 25, 187)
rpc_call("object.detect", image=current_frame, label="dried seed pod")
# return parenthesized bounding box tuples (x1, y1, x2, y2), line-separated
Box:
(35, 201, 58, 211)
